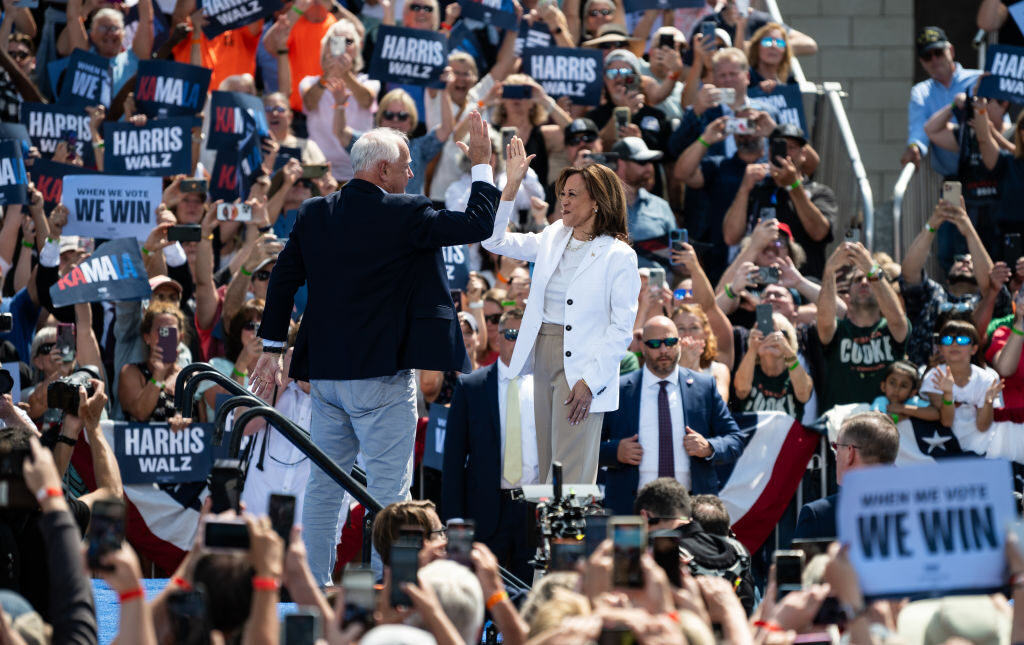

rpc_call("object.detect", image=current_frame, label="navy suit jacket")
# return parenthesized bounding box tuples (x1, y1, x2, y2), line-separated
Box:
(440, 363, 505, 540)
(793, 493, 837, 540)
(260, 179, 501, 380)
(599, 368, 745, 516)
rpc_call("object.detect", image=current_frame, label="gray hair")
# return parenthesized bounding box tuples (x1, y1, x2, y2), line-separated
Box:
(92, 7, 124, 28)
(408, 561, 483, 644)
(351, 128, 408, 174)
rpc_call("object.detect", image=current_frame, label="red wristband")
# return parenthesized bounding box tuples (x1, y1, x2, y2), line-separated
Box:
(119, 588, 145, 603)
(441, 21, 452, 30)
(35, 486, 62, 503)
(252, 576, 280, 591)
(172, 576, 193, 591)
(754, 620, 782, 632)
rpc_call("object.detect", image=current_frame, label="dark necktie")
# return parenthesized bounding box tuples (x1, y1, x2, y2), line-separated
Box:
(658, 380, 674, 478)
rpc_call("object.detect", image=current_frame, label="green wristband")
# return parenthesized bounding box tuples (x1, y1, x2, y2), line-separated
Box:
(698, 136, 711, 149)
(240, 266, 252, 277)
(942, 398, 954, 406)
(149, 377, 164, 390)
(788, 360, 800, 372)
(141, 247, 153, 256)
(724, 283, 736, 299)
(926, 224, 937, 234)
(232, 367, 248, 379)
(291, 5, 304, 15)
(1012, 326, 1024, 337)
(21, 240, 33, 249)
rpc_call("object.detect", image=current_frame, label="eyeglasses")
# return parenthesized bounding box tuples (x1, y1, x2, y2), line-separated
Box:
(643, 337, 679, 349)
(589, 8, 614, 16)
(938, 301, 973, 314)
(264, 105, 288, 114)
(36, 342, 55, 357)
(501, 328, 519, 341)
(408, 3, 434, 12)
(568, 132, 598, 145)
(242, 321, 261, 331)
(919, 48, 946, 62)
(598, 40, 628, 50)
(428, 526, 447, 538)
(382, 110, 410, 121)
(484, 313, 503, 325)
(605, 67, 634, 80)
(254, 270, 272, 281)
(939, 335, 972, 346)
(830, 441, 859, 452)
(8, 50, 29, 61)
(94, 24, 123, 34)
(759, 37, 786, 49)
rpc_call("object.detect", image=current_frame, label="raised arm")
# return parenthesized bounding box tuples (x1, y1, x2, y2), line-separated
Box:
(488, 7, 522, 83)
(975, 98, 1003, 171)
(942, 197, 993, 294)
(924, 95, 961, 152)
(978, 0, 1009, 32)
(901, 202, 944, 286)
(674, 116, 727, 188)
(194, 202, 220, 331)
(133, 0, 155, 60)
(848, 241, 908, 342)
(816, 244, 845, 345)
(479, 134, 541, 261)
(671, 242, 735, 369)
(61, 0, 90, 55)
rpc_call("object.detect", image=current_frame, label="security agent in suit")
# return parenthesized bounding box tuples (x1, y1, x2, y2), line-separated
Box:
(442, 310, 536, 582)
(793, 411, 899, 540)
(600, 316, 745, 516)
(250, 113, 501, 582)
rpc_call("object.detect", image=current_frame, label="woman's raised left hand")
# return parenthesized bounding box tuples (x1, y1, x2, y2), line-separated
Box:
(565, 379, 593, 425)
(505, 134, 536, 188)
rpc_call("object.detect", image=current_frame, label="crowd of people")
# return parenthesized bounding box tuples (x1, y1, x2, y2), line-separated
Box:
(1, 0, 1024, 642)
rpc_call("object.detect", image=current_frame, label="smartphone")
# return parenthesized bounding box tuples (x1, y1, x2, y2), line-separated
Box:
(613, 107, 631, 130)
(584, 513, 610, 553)
(755, 303, 775, 337)
(87, 498, 125, 571)
(208, 458, 243, 514)
(216, 202, 253, 222)
(398, 529, 424, 549)
(155, 325, 178, 365)
(611, 516, 646, 589)
(501, 85, 533, 100)
(168, 224, 202, 243)
(942, 180, 962, 205)
(500, 126, 518, 152)
(450, 289, 463, 313)
(1005, 233, 1023, 264)
(61, 129, 78, 160)
(283, 609, 321, 645)
(389, 542, 420, 608)
(771, 138, 788, 167)
(789, 538, 834, 560)
(701, 20, 717, 50)
(650, 530, 682, 587)
(658, 33, 674, 49)
(648, 267, 666, 291)
(328, 35, 346, 57)
(758, 266, 780, 285)
(774, 549, 805, 600)
(56, 322, 75, 363)
(202, 518, 250, 552)
(550, 538, 587, 571)
(301, 164, 329, 179)
(717, 87, 735, 105)
(180, 179, 208, 194)
(669, 229, 688, 264)
(812, 596, 847, 629)
(269, 493, 296, 546)
(342, 566, 376, 629)
(166, 589, 211, 645)
(446, 519, 474, 568)
(724, 116, 752, 135)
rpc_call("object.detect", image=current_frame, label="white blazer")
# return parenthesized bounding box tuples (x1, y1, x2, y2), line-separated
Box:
(481, 201, 640, 413)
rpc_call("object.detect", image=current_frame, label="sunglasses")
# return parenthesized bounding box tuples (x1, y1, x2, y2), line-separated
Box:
(644, 337, 679, 349)
(8, 50, 29, 61)
(36, 342, 55, 357)
(484, 313, 503, 325)
(598, 40, 628, 50)
(254, 270, 272, 281)
(264, 105, 288, 114)
(382, 110, 410, 121)
(569, 132, 598, 145)
(242, 320, 261, 332)
(939, 335, 972, 346)
(589, 8, 614, 16)
(408, 3, 434, 11)
(919, 48, 945, 61)
(501, 328, 519, 341)
(759, 37, 786, 49)
(605, 68, 635, 80)
(938, 301, 973, 314)
(952, 254, 970, 264)
(674, 288, 693, 300)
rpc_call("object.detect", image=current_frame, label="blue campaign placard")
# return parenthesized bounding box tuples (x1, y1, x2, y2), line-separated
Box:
(422, 403, 449, 471)
(135, 60, 212, 118)
(747, 84, 808, 135)
(57, 48, 112, 110)
(0, 141, 28, 206)
(49, 237, 151, 307)
(369, 26, 448, 89)
(103, 116, 193, 176)
(114, 421, 217, 484)
(523, 47, 603, 106)
(457, 0, 517, 30)
(20, 102, 97, 166)
(978, 44, 1024, 103)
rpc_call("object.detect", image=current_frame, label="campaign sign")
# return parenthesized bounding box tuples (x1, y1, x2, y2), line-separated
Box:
(200, 0, 282, 38)
(623, 0, 703, 12)
(20, 103, 96, 166)
(49, 237, 151, 308)
(103, 116, 192, 176)
(207, 91, 269, 149)
(457, 0, 517, 30)
(135, 60, 211, 118)
(979, 44, 1024, 103)
(442, 245, 469, 290)
(369, 26, 448, 89)
(515, 18, 551, 57)
(61, 175, 162, 242)
(523, 47, 603, 106)
(209, 134, 261, 202)
(747, 84, 807, 134)
(57, 49, 111, 110)
(29, 159, 98, 213)
(113, 421, 216, 484)
(422, 403, 448, 471)
(838, 458, 1016, 599)
(0, 141, 28, 206)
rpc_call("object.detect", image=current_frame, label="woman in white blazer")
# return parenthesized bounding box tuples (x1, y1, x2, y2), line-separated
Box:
(483, 138, 640, 485)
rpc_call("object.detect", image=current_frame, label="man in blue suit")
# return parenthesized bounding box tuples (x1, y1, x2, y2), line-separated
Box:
(793, 411, 899, 540)
(251, 113, 501, 581)
(600, 316, 745, 516)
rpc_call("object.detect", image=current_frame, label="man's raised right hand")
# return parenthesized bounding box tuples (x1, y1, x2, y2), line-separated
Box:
(456, 110, 492, 167)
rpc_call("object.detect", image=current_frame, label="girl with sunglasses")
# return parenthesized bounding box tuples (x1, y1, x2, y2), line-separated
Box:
(733, 311, 811, 420)
(197, 299, 266, 422)
(119, 302, 188, 423)
(747, 22, 794, 95)
(920, 320, 1005, 456)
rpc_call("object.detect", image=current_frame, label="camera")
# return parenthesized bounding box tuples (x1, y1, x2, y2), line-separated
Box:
(47, 368, 98, 414)
(531, 462, 604, 572)
(0, 314, 11, 333)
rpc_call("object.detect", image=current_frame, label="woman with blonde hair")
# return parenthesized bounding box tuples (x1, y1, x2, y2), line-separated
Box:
(490, 73, 572, 186)
(747, 22, 794, 93)
(482, 139, 640, 485)
(671, 304, 731, 403)
(733, 312, 812, 419)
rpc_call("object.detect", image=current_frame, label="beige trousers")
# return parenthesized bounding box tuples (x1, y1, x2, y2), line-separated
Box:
(533, 323, 604, 485)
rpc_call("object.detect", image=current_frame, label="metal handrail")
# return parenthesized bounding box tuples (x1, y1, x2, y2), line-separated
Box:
(891, 162, 917, 263)
(822, 83, 874, 249)
(212, 393, 267, 447)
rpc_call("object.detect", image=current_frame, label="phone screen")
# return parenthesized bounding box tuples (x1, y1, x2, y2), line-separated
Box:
(648, 267, 666, 290)
(88, 499, 125, 570)
(651, 533, 681, 587)
(283, 612, 320, 645)
(501, 127, 518, 151)
(446, 520, 475, 568)
(550, 539, 586, 571)
(774, 551, 804, 599)
(771, 139, 788, 167)
(342, 567, 376, 627)
(612, 519, 645, 588)
(389, 543, 420, 608)
(701, 21, 717, 49)
(269, 493, 296, 545)
(56, 322, 76, 363)
(167, 589, 210, 645)
(659, 33, 674, 49)
(756, 303, 775, 337)
(208, 460, 242, 514)
(203, 520, 250, 551)
(614, 107, 630, 129)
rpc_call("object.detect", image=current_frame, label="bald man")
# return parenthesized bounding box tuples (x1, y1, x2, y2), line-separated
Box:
(599, 316, 744, 515)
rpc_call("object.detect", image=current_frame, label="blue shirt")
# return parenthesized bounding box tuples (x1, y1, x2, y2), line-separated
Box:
(628, 188, 676, 269)
(907, 63, 983, 176)
(90, 46, 138, 96)
(0, 289, 39, 363)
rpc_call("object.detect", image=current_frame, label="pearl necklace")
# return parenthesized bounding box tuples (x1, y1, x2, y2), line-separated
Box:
(566, 236, 592, 253)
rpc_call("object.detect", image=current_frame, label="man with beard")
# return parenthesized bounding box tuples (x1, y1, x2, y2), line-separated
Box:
(899, 197, 994, 366)
(817, 242, 910, 411)
(613, 137, 675, 270)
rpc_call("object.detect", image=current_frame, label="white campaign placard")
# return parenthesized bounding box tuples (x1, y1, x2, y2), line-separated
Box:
(838, 458, 1015, 598)
(61, 174, 162, 241)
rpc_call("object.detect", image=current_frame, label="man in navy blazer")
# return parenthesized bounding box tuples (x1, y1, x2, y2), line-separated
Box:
(442, 310, 536, 582)
(250, 114, 501, 581)
(600, 316, 745, 516)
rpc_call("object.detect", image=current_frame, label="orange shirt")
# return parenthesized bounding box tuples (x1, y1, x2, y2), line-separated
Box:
(208, 23, 263, 90)
(172, 34, 214, 70)
(287, 14, 336, 113)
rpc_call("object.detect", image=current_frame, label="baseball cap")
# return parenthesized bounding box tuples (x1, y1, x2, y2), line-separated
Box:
(916, 26, 949, 57)
(898, 595, 1010, 645)
(776, 221, 793, 240)
(0, 590, 47, 645)
(149, 275, 183, 295)
(59, 235, 83, 254)
(564, 118, 599, 144)
(770, 124, 807, 146)
(611, 136, 663, 163)
(457, 311, 478, 333)
(253, 257, 278, 273)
